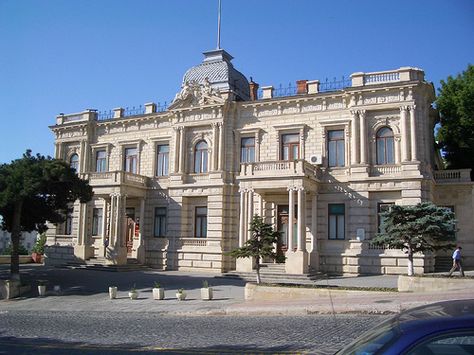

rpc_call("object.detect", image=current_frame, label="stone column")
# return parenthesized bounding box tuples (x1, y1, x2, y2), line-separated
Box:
(100, 198, 108, 256)
(299, 128, 305, 160)
(394, 137, 401, 164)
(350, 110, 359, 165)
(409, 105, 418, 161)
(218, 122, 225, 170)
(359, 110, 367, 164)
(236, 188, 254, 272)
(173, 127, 180, 173)
(297, 187, 306, 251)
(135, 198, 146, 263)
(179, 127, 185, 174)
(238, 189, 246, 247)
(211, 123, 218, 171)
(74, 202, 92, 260)
(400, 106, 409, 162)
(288, 187, 295, 251)
(247, 189, 254, 240)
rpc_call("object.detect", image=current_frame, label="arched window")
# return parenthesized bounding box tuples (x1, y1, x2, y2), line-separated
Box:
(376, 127, 395, 165)
(70, 154, 79, 172)
(194, 140, 208, 173)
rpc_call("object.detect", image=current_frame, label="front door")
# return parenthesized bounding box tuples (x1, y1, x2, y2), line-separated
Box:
(277, 205, 297, 262)
(125, 208, 135, 256)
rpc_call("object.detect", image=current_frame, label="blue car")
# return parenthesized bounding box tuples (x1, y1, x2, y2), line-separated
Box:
(336, 299, 474, 355)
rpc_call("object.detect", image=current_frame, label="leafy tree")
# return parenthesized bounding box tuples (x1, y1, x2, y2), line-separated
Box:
(371, 202, 456, 276)
(0, 151, 93, 280)
(436, 64, 474, 179)
(228, 215, 280, 284)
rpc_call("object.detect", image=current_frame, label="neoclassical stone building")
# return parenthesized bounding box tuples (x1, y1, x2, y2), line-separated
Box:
(47, 48, 473, 275)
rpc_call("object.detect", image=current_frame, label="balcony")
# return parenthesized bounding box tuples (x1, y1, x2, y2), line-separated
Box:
(369, 165, 403, 177)
(434, 169, 472, 184)
(84, 171, 150, 188)
(239, 160, 322, 181)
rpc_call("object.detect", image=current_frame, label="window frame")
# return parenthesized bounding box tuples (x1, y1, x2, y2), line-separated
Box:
(95, 150, 107, 173)
(194, 140, 209, 174)
(154, 207, 167, 238)
(328, 203, 345, 240)
(195, 206, 208, 238)
(156, 144, 170, 177)
(92, 208, 103, 236)
(327, 130, 345, 167)
(124, 147, 138, 174)
(376, 127, 395, 165)
(281, 133, 300, 161)
(240, 137, 256, 163)
(69, 153, 79, 172)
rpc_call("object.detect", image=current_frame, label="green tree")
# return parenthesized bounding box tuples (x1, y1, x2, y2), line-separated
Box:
(0, 151, 93, 280)
(436, 64, 474, 179)
(371, 202, 456, 276)
(228, 215, 280, 284)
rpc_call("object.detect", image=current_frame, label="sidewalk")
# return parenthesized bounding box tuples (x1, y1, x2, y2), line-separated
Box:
(1, 264, 472, 316)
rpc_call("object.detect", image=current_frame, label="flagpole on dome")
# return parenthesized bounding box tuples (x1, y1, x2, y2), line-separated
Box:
(217, 0, 222, 50)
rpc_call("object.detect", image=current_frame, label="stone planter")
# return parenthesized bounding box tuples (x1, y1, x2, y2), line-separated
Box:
(38, 285, 46, 297)
(176, 291, 186, 301)
(128, 291, 138, 300)
(201, 287, 213, 301)
(152, 287, 165, 300)
(109, 286, 117, 299)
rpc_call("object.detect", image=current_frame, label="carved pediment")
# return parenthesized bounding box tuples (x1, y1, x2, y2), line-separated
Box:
(168, 79, 226, 110)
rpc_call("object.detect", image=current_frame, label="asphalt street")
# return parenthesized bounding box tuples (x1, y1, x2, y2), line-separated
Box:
(0, 310, 388, 354)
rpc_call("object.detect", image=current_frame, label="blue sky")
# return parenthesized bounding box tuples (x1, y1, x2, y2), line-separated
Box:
(0, 0, 473, 164)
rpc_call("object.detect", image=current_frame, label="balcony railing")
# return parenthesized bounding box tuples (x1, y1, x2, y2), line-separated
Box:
(434, 169, 471, 183)
(369, 165, 403, 176)
(84, 171, 149, 188)
(239, 160, 322, 180)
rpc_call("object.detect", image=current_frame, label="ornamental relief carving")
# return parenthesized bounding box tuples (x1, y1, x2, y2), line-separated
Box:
(363, 93, 400, 105)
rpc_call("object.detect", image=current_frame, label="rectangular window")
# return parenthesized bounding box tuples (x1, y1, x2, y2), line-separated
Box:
(281, 133, 300, 161)
(240, 137, 255, 163)
(154, 207, 167, 237)
(328, 204, 345, 240)
(377, 203, 394, 233)
(156, 144, 169, 176)
(92, 208, 103, 236)
(124, 147, 138, 173)
(65, 209, 73, 235)
(195, 206, 208, 238)
(96, 150, 107, 173)
(328, 130, 345, 167)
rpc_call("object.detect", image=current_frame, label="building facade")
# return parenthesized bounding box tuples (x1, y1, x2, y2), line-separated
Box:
(47, 49, 474, 274)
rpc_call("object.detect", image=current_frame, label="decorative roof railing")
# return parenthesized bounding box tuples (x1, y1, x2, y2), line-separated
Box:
(256, 76, 351, 99)
(96, 101, 169, 121)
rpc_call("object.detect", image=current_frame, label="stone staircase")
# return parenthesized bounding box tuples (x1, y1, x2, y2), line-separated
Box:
(219, 263, 324, 285)
(62, 257, 151, 272)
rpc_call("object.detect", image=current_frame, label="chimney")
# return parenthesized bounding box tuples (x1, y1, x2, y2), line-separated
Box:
(296, 80, 308, 94)
(249, 76, 259, 101)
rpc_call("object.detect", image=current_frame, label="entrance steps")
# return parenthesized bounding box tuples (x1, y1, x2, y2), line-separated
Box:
(62, 257, 150, 272)
(219, 263, 324, 285)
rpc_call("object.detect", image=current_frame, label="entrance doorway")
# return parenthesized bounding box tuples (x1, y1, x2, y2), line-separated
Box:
(277, 205, 297, 262)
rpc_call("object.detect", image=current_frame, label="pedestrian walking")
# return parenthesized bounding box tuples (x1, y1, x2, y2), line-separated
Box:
(448, 246, 465, 277)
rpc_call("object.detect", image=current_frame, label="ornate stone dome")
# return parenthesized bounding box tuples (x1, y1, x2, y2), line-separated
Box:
(182, 49, 250, 101)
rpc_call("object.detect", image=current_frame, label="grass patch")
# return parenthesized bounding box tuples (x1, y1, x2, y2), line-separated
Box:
(252, 282, 398, 292)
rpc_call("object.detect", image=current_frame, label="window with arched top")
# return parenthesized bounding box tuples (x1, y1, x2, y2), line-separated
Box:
(376, 127, 395, 165)
(194, 140, 208, 173)
(70, 154, 79, 172)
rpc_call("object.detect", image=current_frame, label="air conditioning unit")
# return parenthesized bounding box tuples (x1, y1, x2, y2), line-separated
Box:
(309, 154, 322, 165)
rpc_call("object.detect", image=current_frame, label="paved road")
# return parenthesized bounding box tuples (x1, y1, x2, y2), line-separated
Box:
(0, 310, 388, 354)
